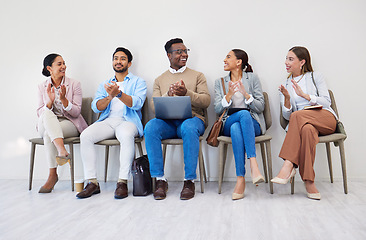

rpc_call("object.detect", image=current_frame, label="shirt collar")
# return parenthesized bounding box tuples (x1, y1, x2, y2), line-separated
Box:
(112, 72, 132, 82)
(49, 76, 65, 88)
(169, 66, 186, 74)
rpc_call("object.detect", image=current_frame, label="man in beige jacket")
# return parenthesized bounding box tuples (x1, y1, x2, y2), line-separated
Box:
(144, 38, 210, 200)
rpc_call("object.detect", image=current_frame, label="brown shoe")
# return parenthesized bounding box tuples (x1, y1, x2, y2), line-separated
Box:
(76, 182, 100, 199)
(114, 182, 128, 199)
(180, 180, 195, 200)
(154, 180, 168, 200)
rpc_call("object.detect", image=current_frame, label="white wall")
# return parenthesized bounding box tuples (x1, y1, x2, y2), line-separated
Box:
(1, 0, 365, 182)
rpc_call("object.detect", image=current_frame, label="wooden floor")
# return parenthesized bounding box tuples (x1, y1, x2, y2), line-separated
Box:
(1, 179, 366, 240)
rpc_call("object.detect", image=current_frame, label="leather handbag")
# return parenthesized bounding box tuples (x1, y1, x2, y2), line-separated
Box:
(206, 78, 227, 147)
(131, 155, 152, 196)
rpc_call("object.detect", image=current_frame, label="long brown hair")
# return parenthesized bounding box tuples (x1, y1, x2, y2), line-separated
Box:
(289, 46, 313, 74)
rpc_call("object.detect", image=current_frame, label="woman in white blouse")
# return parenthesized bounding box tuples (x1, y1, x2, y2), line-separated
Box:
(271, 46, 338, 200)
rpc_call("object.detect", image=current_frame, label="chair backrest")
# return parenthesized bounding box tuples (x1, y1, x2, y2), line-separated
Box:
(263, 92, 272, 130)
(203, 107, 209, 129)
(141, 97, 149, 127)
(279, 89, 338, 130)
(328, 90, 339, 118)
(81, 97, 93, 126)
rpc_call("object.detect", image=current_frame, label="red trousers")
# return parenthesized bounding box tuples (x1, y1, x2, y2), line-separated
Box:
(279, 109, 337, 181)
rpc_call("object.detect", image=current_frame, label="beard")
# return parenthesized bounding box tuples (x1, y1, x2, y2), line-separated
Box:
(114, 65, 128, 73)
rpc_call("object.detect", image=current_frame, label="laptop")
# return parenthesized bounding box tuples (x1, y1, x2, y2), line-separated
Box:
(153, 96, 192, 120)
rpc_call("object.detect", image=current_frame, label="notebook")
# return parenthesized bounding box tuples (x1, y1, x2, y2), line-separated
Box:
(153, 96, 192, 120)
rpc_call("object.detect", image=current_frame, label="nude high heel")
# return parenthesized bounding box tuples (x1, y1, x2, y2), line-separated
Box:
(307, 192, 321, 200)
(271, 168, 296, 184)
(232, 192, 244, 200)
(252, 175, 265, 185)
(39, 176, 59, 193)
(56, 155, 71, 166)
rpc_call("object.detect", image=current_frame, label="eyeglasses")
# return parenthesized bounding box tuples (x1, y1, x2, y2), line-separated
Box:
(170, 49, 190, 54)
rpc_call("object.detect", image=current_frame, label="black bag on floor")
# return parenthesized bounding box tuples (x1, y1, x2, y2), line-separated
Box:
(131, 155, 152, 196)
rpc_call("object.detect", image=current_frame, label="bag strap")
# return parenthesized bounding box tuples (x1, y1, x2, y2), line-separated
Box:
(311, 72, 319, 96)
(221, 78, 226, 95)
(219, 77, 227, 119)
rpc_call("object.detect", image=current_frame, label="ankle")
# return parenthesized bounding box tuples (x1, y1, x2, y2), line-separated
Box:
(118, 179, 127, 184)
(88, 178, 98, 185)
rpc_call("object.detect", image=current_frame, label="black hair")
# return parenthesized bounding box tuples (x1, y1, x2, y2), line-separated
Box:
(232, 49, 253, 72)
(113, 47, 133, 62)
(164, 38, 184, 53)
(42, 53, 61, 77)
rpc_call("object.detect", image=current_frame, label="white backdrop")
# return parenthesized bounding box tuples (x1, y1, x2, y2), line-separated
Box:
(0, 0, 365, 182)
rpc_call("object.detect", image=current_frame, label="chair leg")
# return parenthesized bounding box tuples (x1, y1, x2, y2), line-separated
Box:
(137, 142, 143, 157)
(265, 141, 274, 194)
(218, 142, 228, 194)
(162, 144, 167, 166)
(69, 144, 75, 191)
(338, 140, 348, 194)
(291, 176, 295, 194)
(104, 146, 110, 182)
(260, 143, 268, 183)
(29, 143, 37, 190)
(198, 140, 204, 193)
(325, 142, 334, 183)
(201, 150, 208, 183)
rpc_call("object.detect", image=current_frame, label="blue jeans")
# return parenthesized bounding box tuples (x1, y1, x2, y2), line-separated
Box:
(144, 117, 205, 180)
(223, 110, 261, 177)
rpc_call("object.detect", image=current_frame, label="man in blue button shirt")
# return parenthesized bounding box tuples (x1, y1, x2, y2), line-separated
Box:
(77, 47, 147, 199)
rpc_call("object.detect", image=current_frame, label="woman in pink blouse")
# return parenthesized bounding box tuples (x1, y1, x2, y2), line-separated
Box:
(37, 53, 87, 193)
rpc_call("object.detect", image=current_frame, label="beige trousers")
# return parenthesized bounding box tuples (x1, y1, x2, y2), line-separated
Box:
(279, 109, 337, 181)
(37, 108, 79, 168)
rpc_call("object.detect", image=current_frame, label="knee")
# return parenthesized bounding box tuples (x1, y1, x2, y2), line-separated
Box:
(116, 129, 135, 141)
(230, 122, 241, 135)
(301, 124, 316, 135)
(181, 120, 200, 137)
(80, 127, 92, 143)
(144, 118, 163, 137)
(238, 110, 251, 122)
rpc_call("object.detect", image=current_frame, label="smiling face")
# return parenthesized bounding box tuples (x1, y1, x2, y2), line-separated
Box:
(168, 43, 188, 70)
(47, 56, 66, 80)
(223, 51, 241, 72)
(113, 51, 131, 73)
(285, 50, 305, 76)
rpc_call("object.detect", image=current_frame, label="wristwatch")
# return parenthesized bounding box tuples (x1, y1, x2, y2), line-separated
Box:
(116, 90, 122, 98)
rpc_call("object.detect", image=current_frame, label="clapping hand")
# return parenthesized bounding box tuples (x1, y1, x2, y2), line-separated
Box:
(169, 80, 187, 96)
(105, 82, 120, 98)
(290, 79, 307, 99)
(237, 81, 248, 97)
(59, 85, 67, 100)
(46, 83, 55, 103)
(278, 84, 290, 99)
(228, 81, 239, 96)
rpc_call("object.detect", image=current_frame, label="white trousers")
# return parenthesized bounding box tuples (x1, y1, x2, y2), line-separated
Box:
(80, 117, 138, 180)
(37, 108, 79, 168)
